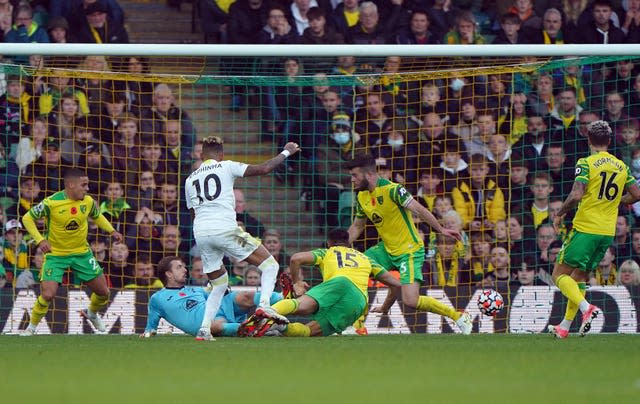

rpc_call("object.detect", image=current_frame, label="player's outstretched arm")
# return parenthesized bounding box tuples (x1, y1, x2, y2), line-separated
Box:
(406, 199, 461, 241)
(243, 142, 301, 177)
(347, 217, 366, 244)
(621, 182, 640, 205)
(557, 181, 586, 218)
(289, 251, 313, 296)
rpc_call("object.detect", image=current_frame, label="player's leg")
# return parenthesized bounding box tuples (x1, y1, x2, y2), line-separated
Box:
(244, 245, 280, 310)
(22, 254, 66, 335)
(75, 251, 110, 332)
(395, 250, 472, 334)
(197, 236, 229, 340)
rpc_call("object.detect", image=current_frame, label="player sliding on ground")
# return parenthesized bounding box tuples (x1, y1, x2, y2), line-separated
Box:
(20, 168, 123, 336)
(184, 136, 300, 341)
(239, 229, 401, 337)
(140, 256, 282, 339)
(548, 120, 640, 338)
(345, 154, 473, 334)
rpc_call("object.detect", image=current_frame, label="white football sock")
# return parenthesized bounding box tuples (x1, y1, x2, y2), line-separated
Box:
(258, 256, 279, 308)
(200, 273, 228, 330)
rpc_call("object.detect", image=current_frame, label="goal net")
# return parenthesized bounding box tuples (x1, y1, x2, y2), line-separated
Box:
(0, 49, 638, 335)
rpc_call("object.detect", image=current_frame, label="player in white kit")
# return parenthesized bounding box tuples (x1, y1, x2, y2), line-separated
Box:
(185, 136, 300, 340)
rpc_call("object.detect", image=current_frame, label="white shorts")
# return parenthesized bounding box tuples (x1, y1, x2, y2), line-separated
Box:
(195, 226, 261, 274)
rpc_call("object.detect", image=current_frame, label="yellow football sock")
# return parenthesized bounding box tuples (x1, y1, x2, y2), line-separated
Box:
(353, 314, 366, 329)
(556, 275, 587, 308)
(88, 293, 109, 314)
(417, 296, 461, 321)
(283, 322, 311, 337)
(564, 282, 587, 321)
(30, 295, 50, 327)
(272, 299, 298, 316)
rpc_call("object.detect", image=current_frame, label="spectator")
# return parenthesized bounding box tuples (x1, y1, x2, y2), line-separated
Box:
(111, 114, 140, 186)
(534, 222, 557, 267)
(543, 144, 574, 198)
(504, 152, 533, 206)
(128, 171, 156, 211)
(154, 180, 190, 237)
(516, 255, 547, 285)
(138, 137, 178, 185)
(120, 57, 154, 115)
(411, 81, 448, 119)
(487, 133, 512, 189)
(79, 141, 114, 186)
(15, 117, 48, 174)
(481, 244, 512, 288)
(428, 232, 469, 287)
(74, 2, 129, 43)
(452, 154, 507, 232)
(89, 235, 108, 265)
(508, 0, 541, 31)
(564, 109, 600, 163)
(152, 224, 187, 264)
(416, 168, 445, 210)
(507, 213, 536, 260)
(438, 140, 469, 193)
(288, 0, 316, 36)
(60, 118, 106, 166)
(243, 266, 261, 286)
(492, 12, 525, 44)
(602, 90, 629, 135)
(427, 0, 455, 41)
(0, 75, 29, 149)
(469, 230, 492, 283)
(550, 87, 582, 130)
(613, 214, 633, 266)
(522, 8, 564, 44)
(348, 1, 399, 44)
(199, 0, 232, 43)
(526, 72, 555, 116)
(38, 76, 90, 118)
(371, 118, 419, 190)
(99, 179, 134, 234)
(396, 9, 440, 44)
(449, 99, 482, 156)
(25, 137, 64, 194)
(577, 0, 626, 43)
(62, 0, 125, 28)
(444, 10, 486, 44)
(227, 0, 269, 44)
(354, 92, 392, 147)
(2, 219, 29, 284)
(562, 0, 591, 44)
(45, 93, 86, 141)
(512, 113, 551, 172)
(47, 16, 74, 43)
(616, 259, 640, 286)
(485, 73, 512, 112)
(16, 245, 41, 289)
(614, 119, 640, 166)
(0, 0, 12, 43)
(302, 6, 344, 44)
(139, 84, 196, 160)
(419, 112, 463, 168)
(228, 258, 248, 285)
(257, 4, 299, 44)
(590, 246, 617, 285)
(548, 198, 568, 241)
(262, 228, 290, 270)
(4, 4, 49, 64)
(622, 0, 640, 42)
(104, 241, 130, 288)
(528, 172, 554, 228)
(233, 189, 265, 239)
(189, 256, 208, 286)
(124, 253, 163, 289)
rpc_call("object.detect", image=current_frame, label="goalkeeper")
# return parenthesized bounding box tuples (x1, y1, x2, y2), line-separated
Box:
(241, 229, 401, 337)
(141, 256, 282, 339)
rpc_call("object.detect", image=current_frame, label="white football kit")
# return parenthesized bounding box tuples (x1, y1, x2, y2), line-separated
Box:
(185, 159, 260, 273)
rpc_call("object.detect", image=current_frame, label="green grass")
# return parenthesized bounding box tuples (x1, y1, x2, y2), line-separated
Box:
(1, 334, 638, 403)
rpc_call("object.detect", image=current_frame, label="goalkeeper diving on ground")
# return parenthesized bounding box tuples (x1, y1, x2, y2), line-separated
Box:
(140, 256, 282, 339)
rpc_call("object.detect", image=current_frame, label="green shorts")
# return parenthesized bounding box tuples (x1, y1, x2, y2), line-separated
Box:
(556, 229, 614, 271)
(40, 251, 103, 283)
(365, 241, 424, 285)
(306, 276, 367, 336)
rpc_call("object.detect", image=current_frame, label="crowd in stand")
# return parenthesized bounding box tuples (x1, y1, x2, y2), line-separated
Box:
(2, 0, 640, 293)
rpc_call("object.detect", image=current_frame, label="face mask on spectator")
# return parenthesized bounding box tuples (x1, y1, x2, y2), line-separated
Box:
(332, 132, 351, 145)
(387, 138, 404, 148)
(450, 78, 465, 92)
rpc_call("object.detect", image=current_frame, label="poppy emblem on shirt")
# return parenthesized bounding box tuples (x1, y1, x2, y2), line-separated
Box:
(70, 207, 77, 215)
(371, 197, 376, 206)
(179, 292, 186, 297)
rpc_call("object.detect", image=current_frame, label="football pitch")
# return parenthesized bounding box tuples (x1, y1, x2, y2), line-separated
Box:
(1, 334, 638, 404)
